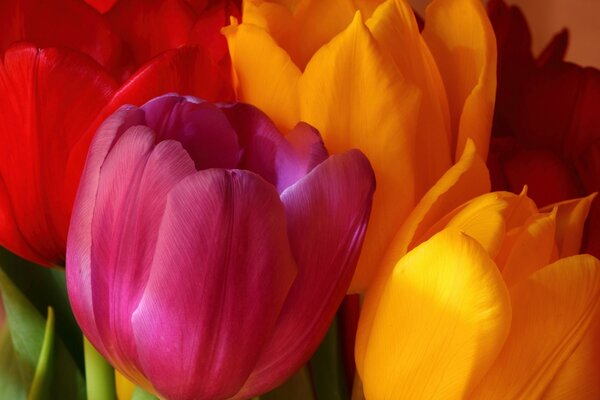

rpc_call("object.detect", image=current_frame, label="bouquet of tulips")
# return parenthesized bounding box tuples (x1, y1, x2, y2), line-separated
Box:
(1, 0, 598, 399)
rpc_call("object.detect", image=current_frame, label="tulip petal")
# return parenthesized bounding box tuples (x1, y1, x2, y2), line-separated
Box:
(498, 186, 538, 230)
(141, 95, 241, 170)
(237, 150, 375, 398)
(425, 192, 508, 258)
(67, 106, 146, 356)
(187, 0, 241, 64)
(242, 0, 355, 70)
(540, 194, 596, 258)
(131, 169, 296, 400)
(542, 308, 600, 399)
(84, 0, 117, 13)
(64, 45, 233, 213)
(107, 0, 197, 66)
(423, 0, 496, 160)
(300, 11, 421, 292)
(487, 0, 534, 137)
(88, 126, 198, 377)
(502, 147, 585, 206)
(471, 255, 600, 399)
(224, 20, 301, 131)
(497, 210, 557, 288)
(362, 229, 511, 399)
(109, 45, 234, 106)
(221, 103, 328, 192)
(0, 44, 117, 265)
(537, 29, 569, 67)
(514, 65, 600, 160)
(367, 0, 453, 197)
(0, 0, 125, 76)
(355, 139, 489, 374)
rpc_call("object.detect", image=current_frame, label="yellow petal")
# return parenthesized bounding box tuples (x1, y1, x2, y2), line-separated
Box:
(243, 0, 356, 70)
(355, 139, 489, 374)
(367, 0, 452, 197)
(542, 308, 600, 399)
(422, 0, 496, 160)
(498, 186, 538, 230)
(116, 370, 135, 400)
(362, 229, 511, 400)
(540, 193, 596, 258)
(423, 192, 508, 258)
(471, 254, 600, 399)
(299, 11, 421, 293)
(496, 209, 558, 288)
(224, 20, 301, 131)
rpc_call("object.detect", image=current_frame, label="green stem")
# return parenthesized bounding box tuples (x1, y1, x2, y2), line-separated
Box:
(84, 337, 116, 400)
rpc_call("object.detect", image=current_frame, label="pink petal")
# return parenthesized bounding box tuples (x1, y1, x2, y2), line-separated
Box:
(238, 150, 375, 397)
(141, 95, 241, 170)
(67, 106, 144, 356)
(221, 103, 328, 192)
(68, 118, 197, 377)
(131, 169, 296, 400)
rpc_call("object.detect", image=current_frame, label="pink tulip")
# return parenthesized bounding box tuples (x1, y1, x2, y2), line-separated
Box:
(66, 94, 375, 400)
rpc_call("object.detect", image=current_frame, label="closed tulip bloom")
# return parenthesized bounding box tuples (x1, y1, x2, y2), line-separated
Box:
(66, 94, 375, 400)
(0, 0, 237, 267)
(356, 141, 600, 399)
(225, 0, 496, 292)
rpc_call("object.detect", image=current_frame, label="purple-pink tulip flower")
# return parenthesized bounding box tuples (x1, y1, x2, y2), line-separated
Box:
(66, 94, 375, 400)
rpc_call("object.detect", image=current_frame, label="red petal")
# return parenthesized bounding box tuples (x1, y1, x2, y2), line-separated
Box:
(107, 0, 197, 67)
(0, 0, 126, 77)
(63, 45, 234, 217)
(83, 0, 118, 13)
(537, 29, 569, 67)
(0, 43, 117, 265)
(187, 0, 241, 64)
(502, 147, 585, 207)
(514, 64, 600, 158)
(487, 0, 535, 138)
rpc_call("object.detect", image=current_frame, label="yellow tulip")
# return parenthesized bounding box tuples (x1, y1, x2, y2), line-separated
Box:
(224, 0, 496, 292)
(355, 141, 600, 399)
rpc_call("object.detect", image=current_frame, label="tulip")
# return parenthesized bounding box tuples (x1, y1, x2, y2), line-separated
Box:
(0, 0, 236, 266)
(224, 0, 496, 292)
(66, 94, 375, 400)
(487, 0, 600, 257)
(355, 140, 600, 399)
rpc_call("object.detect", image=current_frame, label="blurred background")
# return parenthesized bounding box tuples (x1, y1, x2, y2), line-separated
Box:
(411, 0, 600, 67)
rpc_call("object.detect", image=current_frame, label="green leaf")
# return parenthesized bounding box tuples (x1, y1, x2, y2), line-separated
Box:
(28, 307, 55, 400)
(260, 366, 315, 400)
(309, 317, 349, 400)
(0, 268, 86, 400)
(0, 322, 26, 399)
(0, 247, 83, 369)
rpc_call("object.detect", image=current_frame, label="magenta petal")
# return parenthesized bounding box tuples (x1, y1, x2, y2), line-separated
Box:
(238, 150, 375, 397)
(67, 105, 146, 355)
(68, 119, 197, 376)
(221, 103, 328, 191)
(141, 95, 241, 170)
(131, 169, 296, 400)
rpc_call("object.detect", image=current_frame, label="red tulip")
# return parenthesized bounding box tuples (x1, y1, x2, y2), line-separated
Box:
(487, 0, 600, 256)
(0, 0, 236, 266)
(67, 94, 375, 400)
